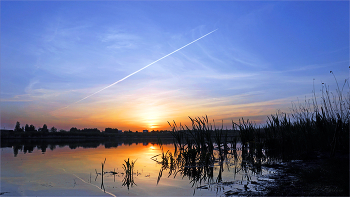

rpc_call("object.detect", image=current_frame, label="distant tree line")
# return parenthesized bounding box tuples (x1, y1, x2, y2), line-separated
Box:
(2, 121, 239, 139)
(1, 121, 186, 139)
(4, 121, 105, 138)
(10, 121, 178, 134)
(13, 121, 101, 133)
(14, 121, 52, 133)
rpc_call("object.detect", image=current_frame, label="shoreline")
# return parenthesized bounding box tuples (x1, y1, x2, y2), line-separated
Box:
(264, 151, 349, 196)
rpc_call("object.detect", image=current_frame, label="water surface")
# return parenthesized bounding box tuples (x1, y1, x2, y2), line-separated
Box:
(1, 140, 276, 196)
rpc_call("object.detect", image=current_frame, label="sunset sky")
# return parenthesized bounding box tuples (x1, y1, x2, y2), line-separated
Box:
(1, 1, 349, 131)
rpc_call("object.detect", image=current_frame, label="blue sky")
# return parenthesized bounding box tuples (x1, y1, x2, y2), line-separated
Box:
(1, 1, 349, 131)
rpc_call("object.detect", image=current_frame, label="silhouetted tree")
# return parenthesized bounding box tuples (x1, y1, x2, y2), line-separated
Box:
(23, 124, 36, 134)
(70, 127, 79, 133)
(14, 121, 23, 132)
(25, 124, 30, 132)
(38, 124, 49, 133)
(105, 128, 119, 133)
(50, 126, 57, 133)
(82, 128, 100, 133)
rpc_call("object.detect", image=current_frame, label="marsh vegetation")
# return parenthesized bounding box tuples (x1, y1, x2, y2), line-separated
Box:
(1, 73, 348, 196)
(151, 73, 349, 195)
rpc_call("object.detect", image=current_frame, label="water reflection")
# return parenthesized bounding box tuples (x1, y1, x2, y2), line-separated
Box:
(152, 143, 266, 188)
(2, 136, 278, 196)
(2, 138, 174, 157)
(122, 158, 137, 190)
(150, 127, 277, 195)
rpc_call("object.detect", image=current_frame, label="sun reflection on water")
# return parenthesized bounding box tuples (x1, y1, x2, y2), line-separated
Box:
(2, 139, 277, 196)
(149, 145, 156, 150)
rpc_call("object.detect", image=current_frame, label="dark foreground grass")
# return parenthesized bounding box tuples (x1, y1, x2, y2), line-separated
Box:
(262, 72, 349, 159)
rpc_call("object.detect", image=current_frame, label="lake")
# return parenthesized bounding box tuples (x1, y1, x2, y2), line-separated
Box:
(1, 139, 278, 196)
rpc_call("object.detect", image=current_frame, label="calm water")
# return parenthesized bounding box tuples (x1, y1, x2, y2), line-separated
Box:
(1, 140, 277, 196)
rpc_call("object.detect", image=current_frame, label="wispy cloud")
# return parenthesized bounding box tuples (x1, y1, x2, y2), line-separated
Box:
(101, 32, 141, 49)
(0, 94, 33, 102)
(280, 60, 349, 73)
(1, 1, 347, 131)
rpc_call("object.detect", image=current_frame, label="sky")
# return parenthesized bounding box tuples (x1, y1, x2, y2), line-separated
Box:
(1, 1, 349, 132)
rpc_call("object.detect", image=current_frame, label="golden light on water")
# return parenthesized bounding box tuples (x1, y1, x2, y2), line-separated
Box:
(149, 145, 156, 150)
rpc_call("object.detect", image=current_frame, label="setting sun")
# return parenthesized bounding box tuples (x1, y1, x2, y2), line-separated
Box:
(1, 1, 348, 196)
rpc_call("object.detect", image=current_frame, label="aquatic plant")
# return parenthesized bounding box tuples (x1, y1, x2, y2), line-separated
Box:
(122, 158, 137, 190)
(101, 158, 106, 192)
(153, 72, 349, 193)
(264, 73, 349, 158)
(157, 115, 267, 189)
(93, 158, 106, 192)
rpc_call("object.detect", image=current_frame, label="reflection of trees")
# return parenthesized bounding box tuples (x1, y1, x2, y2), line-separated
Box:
(13, 145, 22, 157)
(23, 145, 35, 154)
(3, 139, 173, 157)
(38, 144, 48, 153)
(49, 144, 56, 151)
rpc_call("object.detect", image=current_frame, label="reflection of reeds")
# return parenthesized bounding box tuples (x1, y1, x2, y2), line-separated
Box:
(122, 158, 137, 190)
(93, 158, 106, 192)
(160, 116, 262, 188)
(153, 138, 262, 188)
(101, 158, 106, 192)
(154, 73, 348, 193)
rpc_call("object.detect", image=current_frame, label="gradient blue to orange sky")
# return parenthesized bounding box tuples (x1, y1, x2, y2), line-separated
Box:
(1, 1, 349, 131)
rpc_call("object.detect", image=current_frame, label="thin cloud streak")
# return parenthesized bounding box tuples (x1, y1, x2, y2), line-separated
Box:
(56, 29, 218, 111)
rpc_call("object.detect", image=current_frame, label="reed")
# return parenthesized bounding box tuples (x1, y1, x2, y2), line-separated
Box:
(153, 134, 263, 188)
(158, 116, 260, 187)
(263, 72, 349, 159)
(101, 158, 106, 192)
(122, 158, 137, 190)
(152, 73, 348, 194)
(163, 73, 348, 168)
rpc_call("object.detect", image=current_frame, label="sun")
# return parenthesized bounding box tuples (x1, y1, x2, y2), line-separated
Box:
(150, 124, 159, 129)
(142, 110, 161, 130)
(127, 102, 168, 131)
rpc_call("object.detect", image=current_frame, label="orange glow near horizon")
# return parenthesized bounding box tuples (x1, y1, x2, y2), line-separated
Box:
(9, 93, 294, 132)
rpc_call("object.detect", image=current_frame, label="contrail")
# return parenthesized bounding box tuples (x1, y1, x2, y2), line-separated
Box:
(59, 29, 217, 110)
